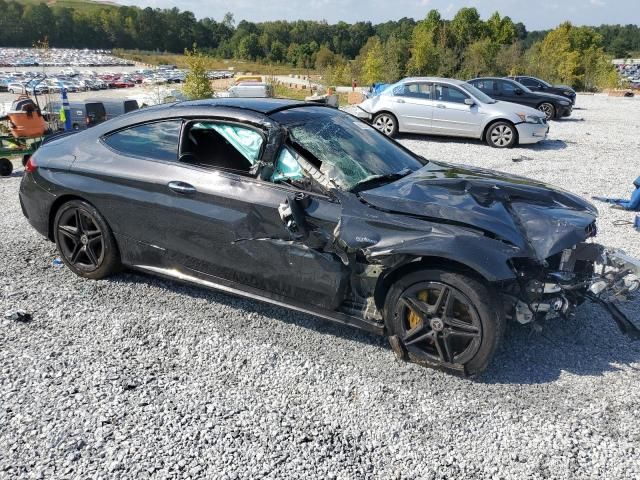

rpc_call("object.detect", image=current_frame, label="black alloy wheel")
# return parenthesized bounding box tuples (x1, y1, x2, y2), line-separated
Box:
(385, 269, 504, 375)
(53, 200, 120, 279)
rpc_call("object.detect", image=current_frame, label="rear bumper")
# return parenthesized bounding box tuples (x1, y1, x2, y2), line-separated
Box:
(516, 122, 549, 144)
(19, 173, 53, 239)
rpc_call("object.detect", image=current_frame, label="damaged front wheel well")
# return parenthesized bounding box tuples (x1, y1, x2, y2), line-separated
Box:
(374, 256, 491, 311)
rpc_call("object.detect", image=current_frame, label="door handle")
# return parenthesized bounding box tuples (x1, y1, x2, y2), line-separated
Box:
(396, 98, 405, 103)
(436, 104, 446, 109)
(168, 181, 197, 195)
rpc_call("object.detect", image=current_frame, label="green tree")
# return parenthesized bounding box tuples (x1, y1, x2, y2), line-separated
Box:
(315, 45, 335, 69)
(361, 37, 385, 84)
(407, 10, 442, 75)
(182, 44, 213, 100)
(237, 33, 262, 60)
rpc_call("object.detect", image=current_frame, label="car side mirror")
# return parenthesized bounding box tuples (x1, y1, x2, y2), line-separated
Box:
(514, 88, 523, 95)
(278, 192, 311, 240)
(464, 98, 475, 106)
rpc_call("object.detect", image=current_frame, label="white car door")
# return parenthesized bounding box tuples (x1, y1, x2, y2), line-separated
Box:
(431, 83, 483, 137)
(389, 82, 434, 133)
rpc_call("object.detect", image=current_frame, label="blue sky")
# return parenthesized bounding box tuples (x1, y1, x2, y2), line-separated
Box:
(115, 0, 639, 30)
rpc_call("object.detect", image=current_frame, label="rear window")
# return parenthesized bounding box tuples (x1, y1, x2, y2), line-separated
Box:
(103, 120, 182, 161)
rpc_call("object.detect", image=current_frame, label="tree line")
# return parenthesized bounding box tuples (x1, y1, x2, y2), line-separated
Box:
(0, 1, 638, 89)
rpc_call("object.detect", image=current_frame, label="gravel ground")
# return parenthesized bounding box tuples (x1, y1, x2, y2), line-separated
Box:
(1, 94, 640, 479)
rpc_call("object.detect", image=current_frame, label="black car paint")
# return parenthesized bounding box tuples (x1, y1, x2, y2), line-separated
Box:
(20, 98, 598, 337)
(508, 76, 576, 105)
(469, 77, 573, 118)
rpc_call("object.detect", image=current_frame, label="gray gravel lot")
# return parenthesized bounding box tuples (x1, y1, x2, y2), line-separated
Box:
(1, 94, 640, 479)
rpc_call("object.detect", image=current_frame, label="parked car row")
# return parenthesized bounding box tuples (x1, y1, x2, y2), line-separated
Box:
(0, 48, 133, 68)
(614, 61, 640, 87)
(356, 75, 576, 148)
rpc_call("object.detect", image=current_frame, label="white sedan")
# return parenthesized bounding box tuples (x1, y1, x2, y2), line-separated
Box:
(355, 77, 549, 148)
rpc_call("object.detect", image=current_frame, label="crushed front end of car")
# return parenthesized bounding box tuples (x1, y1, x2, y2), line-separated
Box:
(507, 244, 640, 338)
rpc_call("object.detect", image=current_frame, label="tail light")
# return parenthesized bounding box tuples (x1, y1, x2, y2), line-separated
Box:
(24, 155, 37, 173)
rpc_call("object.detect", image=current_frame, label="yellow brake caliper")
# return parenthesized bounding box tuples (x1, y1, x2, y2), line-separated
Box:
(407, 290, 429, 330)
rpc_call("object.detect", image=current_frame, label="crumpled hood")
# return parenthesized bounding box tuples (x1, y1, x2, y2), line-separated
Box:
(358, 161, 598, 260)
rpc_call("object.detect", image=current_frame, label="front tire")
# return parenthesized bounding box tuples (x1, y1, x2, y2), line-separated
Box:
(486, 121, 517, 148)
(372, 112, 399, 137)
(384, 269, 504, 375)
(53, 200, 120, 280)
(538, 102, 556, 120)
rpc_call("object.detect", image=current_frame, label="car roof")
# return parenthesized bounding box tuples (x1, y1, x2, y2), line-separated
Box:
(175, 97, 306, 115)
(400, 77, 466, 85)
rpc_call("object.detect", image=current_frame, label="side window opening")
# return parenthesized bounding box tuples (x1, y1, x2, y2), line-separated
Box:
(103, 120, 182, 161)
(180, 121, 264, 173)
(434, 84, 469, 104)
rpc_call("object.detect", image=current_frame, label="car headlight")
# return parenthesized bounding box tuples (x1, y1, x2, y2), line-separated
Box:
(517, 113, 544, 124)
(563, 91, 574, 96)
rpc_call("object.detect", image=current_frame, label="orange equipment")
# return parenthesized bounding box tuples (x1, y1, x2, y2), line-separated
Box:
(7, 95, 47, 138)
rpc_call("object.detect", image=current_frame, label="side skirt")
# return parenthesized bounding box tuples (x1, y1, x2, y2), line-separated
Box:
(133, 264, 386, 336)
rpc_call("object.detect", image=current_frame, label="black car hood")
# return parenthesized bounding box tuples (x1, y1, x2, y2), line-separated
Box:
(358, 162, 598, 261)
(553, 84, 575, 92)
(532, 90, 570, 103)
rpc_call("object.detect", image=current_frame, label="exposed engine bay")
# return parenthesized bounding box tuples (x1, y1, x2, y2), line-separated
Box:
(508, 243, 640, 337)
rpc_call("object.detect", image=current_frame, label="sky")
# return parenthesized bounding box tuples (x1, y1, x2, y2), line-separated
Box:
(114, 0, 640, 30)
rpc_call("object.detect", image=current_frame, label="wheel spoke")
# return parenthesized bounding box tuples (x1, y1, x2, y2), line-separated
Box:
(443, 316, 480, 333)
(433, 287, 450, 316)
(58, 225, 79, 241)
(70, 243, 83, 263)
(75, 210, 85, 234)
(431, 332, 449, 363)
(85, 245, 99, 266)
(399, 295, 430, 321)
(441, 334, 454, 363)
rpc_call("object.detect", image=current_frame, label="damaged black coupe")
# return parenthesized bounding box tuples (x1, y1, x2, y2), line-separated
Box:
(19, 98, 640, 375)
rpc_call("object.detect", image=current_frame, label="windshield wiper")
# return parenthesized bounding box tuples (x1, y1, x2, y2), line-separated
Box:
(351, 168, 413, 193)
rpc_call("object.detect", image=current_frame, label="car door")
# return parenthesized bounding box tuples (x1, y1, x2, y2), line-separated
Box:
(389, 82, 434, 133)
(497, 79, 536, 108)
(431, 83, 483, 137)
(99, 118, 346, 310)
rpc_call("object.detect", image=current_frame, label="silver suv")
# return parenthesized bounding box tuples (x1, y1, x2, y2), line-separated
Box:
(355, 77, 549, 148)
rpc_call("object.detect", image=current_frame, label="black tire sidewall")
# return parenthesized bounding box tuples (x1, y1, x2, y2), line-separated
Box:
(0, 158, 13, 176)
(53, 200, 120, 280)
(384, 268, 504, 376)
(486, 121, 517, 148)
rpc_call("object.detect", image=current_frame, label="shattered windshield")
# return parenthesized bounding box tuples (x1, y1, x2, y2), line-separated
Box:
(272, 107, 427, 191)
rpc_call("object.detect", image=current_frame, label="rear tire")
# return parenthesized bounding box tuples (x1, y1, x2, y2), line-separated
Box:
(53, 200, 120, 280)
(0, 158, 12, 176)
(372, 112, 399, 137)
(384, 269, 504, 376)
(486, 121, 517, 148)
